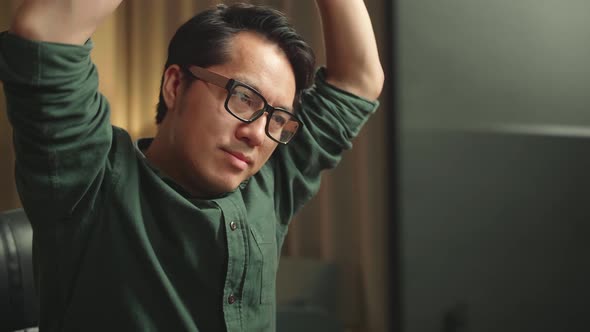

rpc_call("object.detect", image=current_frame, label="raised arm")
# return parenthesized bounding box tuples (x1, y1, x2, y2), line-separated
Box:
(9, 0, 123, 44)
(315, 0, 384, 100)
(1, 0, 122, 223)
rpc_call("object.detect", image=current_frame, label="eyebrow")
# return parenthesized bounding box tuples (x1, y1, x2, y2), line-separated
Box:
(234, 75, 293, 113)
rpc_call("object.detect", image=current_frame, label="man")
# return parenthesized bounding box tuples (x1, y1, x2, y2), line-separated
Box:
(0, 0, 383, 331)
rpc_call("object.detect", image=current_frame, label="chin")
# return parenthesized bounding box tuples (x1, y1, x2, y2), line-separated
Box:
(187, 160, 248, 196)
(207, 176, 245, 195)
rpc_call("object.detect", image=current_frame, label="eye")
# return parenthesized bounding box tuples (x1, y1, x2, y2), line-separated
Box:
(233, 91, 253, 106)
(271, 113, 287, 126)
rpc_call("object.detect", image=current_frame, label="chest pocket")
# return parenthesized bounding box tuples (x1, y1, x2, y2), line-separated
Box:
(250, 226, 278, 304)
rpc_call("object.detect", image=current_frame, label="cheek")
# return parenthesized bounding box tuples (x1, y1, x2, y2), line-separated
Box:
(258, 143, 278, 163)
(180, 101, 228, 138)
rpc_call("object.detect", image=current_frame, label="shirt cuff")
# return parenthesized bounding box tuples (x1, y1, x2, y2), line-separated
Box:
(315, 66, 380, 110)
(0, 31, 93, 85)
(311, 66, 380, 138)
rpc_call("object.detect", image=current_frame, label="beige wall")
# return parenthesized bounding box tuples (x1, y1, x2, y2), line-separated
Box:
(0, 1, 20, 211)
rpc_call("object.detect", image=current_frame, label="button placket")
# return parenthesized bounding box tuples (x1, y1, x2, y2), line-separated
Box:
(214, 196, 247, 323)
(226, 217, 239, 307)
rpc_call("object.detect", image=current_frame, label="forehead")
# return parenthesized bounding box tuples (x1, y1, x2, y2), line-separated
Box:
(209, 31, 297, 109)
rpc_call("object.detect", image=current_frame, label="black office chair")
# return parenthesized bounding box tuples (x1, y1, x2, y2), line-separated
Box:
(0, 209, 38, 332)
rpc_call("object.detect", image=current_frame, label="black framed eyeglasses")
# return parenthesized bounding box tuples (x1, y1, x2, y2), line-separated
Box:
(182, 65, 302, 144)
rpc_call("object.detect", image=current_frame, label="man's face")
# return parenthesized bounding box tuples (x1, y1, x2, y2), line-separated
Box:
(165, 31, 297, 197)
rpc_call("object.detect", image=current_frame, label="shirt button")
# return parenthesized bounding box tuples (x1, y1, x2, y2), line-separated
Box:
(228, 294, 236, 304)
(229, 221, 238, 231)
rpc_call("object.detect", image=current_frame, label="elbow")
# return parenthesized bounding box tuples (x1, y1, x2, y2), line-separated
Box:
(9, 4, 95, 44)
(365, 65, 385, 100)
(325, 62, 385, 100)
(355, 64, 384, 100)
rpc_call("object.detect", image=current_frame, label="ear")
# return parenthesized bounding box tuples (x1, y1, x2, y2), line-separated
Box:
(162, 65, 184, 113)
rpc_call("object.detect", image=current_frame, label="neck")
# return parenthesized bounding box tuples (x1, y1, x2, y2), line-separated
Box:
(144, 133, 196, 196)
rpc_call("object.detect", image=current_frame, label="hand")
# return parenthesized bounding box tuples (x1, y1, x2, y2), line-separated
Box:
(10, 0, 123, 44)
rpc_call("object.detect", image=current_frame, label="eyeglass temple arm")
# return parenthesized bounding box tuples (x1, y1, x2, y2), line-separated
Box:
(187, 66, 231, 90)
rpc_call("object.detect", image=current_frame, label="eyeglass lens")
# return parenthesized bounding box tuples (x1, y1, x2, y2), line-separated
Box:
(227, 85, 299, 143)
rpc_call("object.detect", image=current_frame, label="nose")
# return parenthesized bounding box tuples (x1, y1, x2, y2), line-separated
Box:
(236, 114, 267, 147)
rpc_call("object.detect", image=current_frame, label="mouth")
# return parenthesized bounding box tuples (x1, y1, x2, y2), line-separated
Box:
(222, 149, 252, 169)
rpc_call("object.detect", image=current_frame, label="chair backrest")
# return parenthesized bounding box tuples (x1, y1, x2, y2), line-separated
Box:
(0, 209, 38, 332)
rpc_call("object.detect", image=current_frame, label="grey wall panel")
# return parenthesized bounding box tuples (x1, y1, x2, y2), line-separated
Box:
(399, 0, 590, 129)
(401, 130, 590, 332)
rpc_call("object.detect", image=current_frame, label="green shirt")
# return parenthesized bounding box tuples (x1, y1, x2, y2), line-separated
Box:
(0, 31, 378, 331)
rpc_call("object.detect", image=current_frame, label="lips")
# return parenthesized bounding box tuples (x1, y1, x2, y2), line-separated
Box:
(223, 149, 252, 165)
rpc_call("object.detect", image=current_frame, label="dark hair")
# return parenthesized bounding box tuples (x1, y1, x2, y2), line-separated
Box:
(155, 3, 316, 124)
